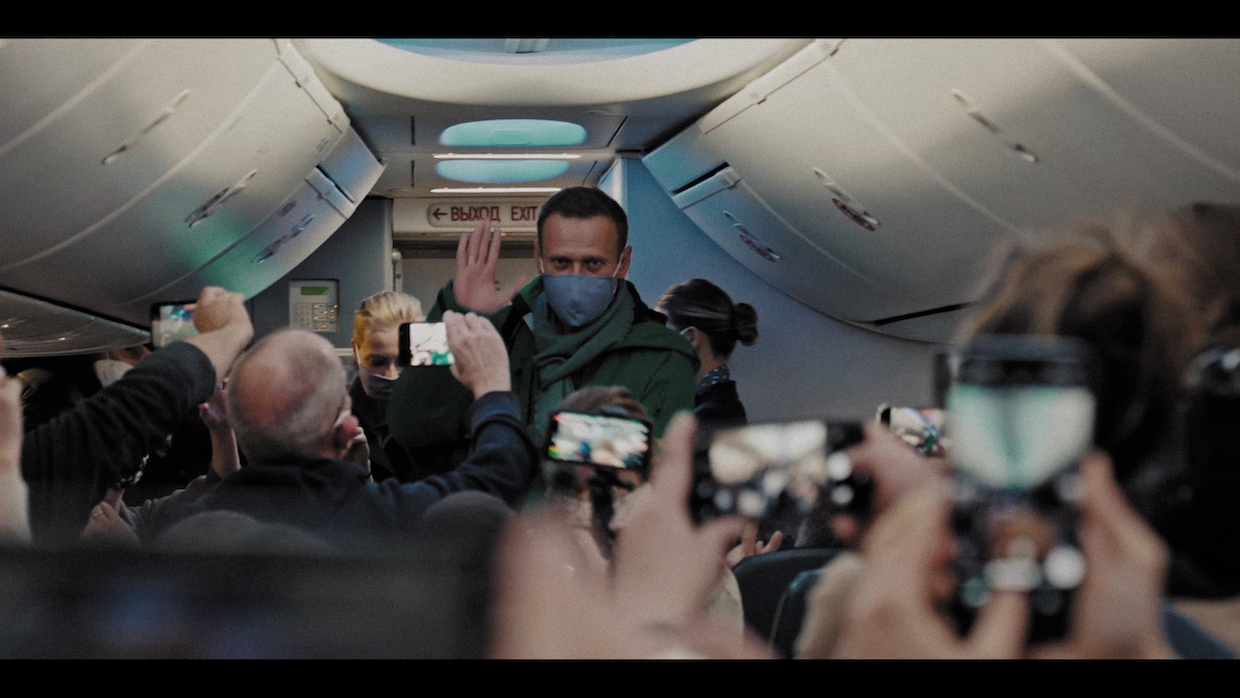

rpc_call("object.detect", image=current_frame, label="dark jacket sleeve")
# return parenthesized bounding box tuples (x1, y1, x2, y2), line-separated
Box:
(637, 348, 698, 438)
(21, 342, 217, 543)
(393, 390, 537, 518)
(126, 472, 220, 544)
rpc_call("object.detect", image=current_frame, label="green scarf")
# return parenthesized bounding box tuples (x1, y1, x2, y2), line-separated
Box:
(529, 286, 634, 444)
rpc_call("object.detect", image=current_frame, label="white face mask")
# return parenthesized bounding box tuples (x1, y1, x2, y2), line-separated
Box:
(354, 349, 397, 401)
(94, 359, 133, 388)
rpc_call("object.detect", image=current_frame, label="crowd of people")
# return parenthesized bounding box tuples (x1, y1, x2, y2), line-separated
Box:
(1, 186, 1238, 658)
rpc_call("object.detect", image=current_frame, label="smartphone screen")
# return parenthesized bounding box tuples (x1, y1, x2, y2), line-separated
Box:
(399, 322, 454, 367)
(947, 334, 1095, 644)
(878, 405, 948, 457)
(695, 420, 863, 524)
(545, 411, 652, 473)
(149, 301, 198, 348)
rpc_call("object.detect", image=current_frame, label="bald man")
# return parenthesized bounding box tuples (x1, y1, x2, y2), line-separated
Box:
(165, 311, 536, 550)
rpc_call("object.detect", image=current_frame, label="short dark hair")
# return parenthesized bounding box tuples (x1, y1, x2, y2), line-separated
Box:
(536, 187, 628, 257)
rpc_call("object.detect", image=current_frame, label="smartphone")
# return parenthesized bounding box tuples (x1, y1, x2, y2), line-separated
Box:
(543, 410, 653, 497)
(149, 301, 198, 348)
(399, 322, 455, 367)
(544, 410, 652, 472)
(947, 334, 1095, 644)
(693, 419, 864, 524)
(877, 404, 948, 457)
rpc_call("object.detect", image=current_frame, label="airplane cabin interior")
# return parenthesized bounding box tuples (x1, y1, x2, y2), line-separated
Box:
(3, 38, 1240, 657)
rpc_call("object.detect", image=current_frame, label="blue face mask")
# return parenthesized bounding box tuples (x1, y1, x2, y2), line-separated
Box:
(542, 272, 618, 328)
(355, 349, 398, 401)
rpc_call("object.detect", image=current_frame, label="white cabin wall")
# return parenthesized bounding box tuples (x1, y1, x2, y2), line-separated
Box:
(612, 157, 940, 421)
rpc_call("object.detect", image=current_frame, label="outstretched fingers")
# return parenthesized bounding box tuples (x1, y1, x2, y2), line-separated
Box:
(485, 220, 503, 270)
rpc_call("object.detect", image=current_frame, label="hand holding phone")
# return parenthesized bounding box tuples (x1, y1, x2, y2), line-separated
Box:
(694, 419, 863, 525)
(878, 404, 947, 456)
(810, 423, 951, 548)
(835, 485, 1029, 659)
(399, 322, 455, 367)
(948, 334, 1095, 645)
(1032, 450, 1174, 659)
(439, 312, 509, 398)
(543, 409, 652, 503)
(150, 301, 198, 348)
(545, 410, 652, 473)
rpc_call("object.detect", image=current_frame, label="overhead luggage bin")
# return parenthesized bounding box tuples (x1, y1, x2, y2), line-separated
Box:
(0, 291, 148, 357)
(645, 39, 1240, 344)
(667, 165, 901, 321)
(645, 40, 1010, 342)
(0, 40, 383, 354)
(132, 128, 383, 307)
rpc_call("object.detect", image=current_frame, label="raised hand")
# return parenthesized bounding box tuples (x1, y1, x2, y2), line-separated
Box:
(453, 218, 527, 315)
(1033, 452, 1175, 659)
(834, 484, 1028, 659)
(184, 286, 255, 383)
(612, 413, 745, 628)
(726, 523, 783, 567)
(829, 423, 951, 546)
(191, 286, 251, 336)
(80, 500, 140, 547)
(491, 412, 765, 659)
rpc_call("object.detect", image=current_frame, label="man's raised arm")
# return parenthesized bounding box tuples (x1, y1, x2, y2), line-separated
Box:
(452, 218, 528, 315)
(21, 286, 252, 543)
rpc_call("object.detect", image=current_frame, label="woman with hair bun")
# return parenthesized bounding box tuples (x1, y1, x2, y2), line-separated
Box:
(656, 279, 758, 423)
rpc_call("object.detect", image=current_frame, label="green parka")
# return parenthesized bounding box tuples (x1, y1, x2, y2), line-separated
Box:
(387, 276, 699, 461)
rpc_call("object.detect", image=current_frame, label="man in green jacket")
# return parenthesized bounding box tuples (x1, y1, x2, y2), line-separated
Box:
(388, 187, 699, 479)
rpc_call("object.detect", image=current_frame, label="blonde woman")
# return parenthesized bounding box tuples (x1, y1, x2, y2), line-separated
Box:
(351, 291, 424, 481)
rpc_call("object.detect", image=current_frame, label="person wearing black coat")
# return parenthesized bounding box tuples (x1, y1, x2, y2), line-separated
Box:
(656, 279, 759, 425)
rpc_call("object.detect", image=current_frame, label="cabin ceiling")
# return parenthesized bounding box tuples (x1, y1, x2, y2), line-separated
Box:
(6, 39, 1240, 357)
(292, 39, 812, 199)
